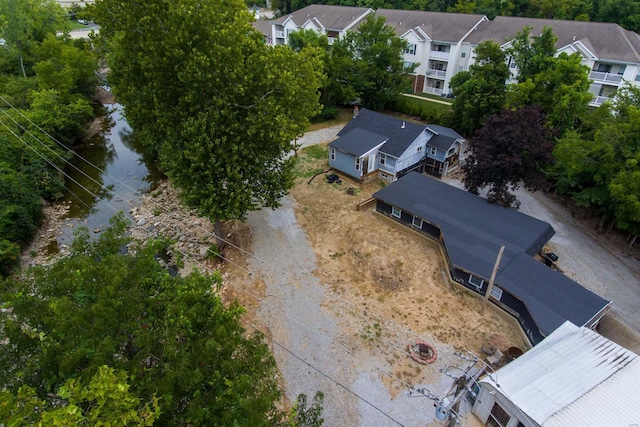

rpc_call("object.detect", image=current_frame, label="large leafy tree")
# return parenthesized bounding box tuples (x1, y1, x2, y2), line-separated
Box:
(0, 215, 283, 426)
(552, 84, 640, 241)
(95, 0, 323, 238)
(0, 0, 67, 77)
(449, 40, 510, 135)
(463, 106, 556, 208)
(334, 14, 416, 110)
(507, 26, 591, 134)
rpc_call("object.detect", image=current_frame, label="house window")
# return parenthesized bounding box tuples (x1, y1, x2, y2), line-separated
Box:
(392, 206, 401, 218)
(380, 153, 386, 165)
(330, 147, 335, 161)
(404, 61, 414, 69)
(417, 146, 423, 152)
(488, 403, 511, 427)
(412, 216, 423, 228)
(447, 147, 456, 156)
(618, 64, 626, 75)
(597, 63, 612, 73)
(635, 73, 640, 82)
(430, 147, 437, 156)
(490, 286, 503, 301)
(468, 275, 484, 290)
(355, 157, 360, 171)
(461, 48, 467, 58)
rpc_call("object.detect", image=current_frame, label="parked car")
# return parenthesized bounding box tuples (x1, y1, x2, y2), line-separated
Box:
(77, 19, 88, 25)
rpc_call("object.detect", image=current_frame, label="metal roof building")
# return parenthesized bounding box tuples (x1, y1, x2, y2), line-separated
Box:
(473, 321, 640, 427)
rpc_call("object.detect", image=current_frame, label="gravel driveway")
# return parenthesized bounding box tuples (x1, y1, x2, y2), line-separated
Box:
(243, 127, 640, 426)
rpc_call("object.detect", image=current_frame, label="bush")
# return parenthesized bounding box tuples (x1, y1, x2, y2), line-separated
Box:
(311, 105, 340, 123)
(391, 95, 453, 126)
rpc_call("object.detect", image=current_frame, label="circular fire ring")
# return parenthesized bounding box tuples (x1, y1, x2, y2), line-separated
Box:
(407, 341, 437, 364)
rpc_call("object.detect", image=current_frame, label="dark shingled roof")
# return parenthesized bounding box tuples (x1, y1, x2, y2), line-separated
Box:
(329, 128, 387, 156)
(466, 16, 640, 63)
(337, 109, 425, 158)
(252, 18, 273, 36)
(373, 172, 611, 335)
(427, 124, 464, 140)
(373, 172, 554, 278)
(272, 4, 370, 31)
(496, 253, 611, 336)
(427, 134, 458, 151)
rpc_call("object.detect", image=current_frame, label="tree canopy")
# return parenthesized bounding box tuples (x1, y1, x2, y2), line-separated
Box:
(462, 106, 556, 207)
(332, 14, 416, 110)
(0, 215, 284, 426)
(449, 40, 510, 136)
(95, 0, 323, 231)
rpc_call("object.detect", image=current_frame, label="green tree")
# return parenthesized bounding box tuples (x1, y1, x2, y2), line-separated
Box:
(449, 40, 510, 135)
(0, 214, 284, 426)
(95, 0, 323, 240)
(0, 366, 160, 426)
(507, 26, 591, 134)
(335, 14, 417, 110)
(0, 0, 67, 77)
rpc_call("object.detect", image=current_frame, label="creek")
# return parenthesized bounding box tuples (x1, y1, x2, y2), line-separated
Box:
(54, 103, 160, 249)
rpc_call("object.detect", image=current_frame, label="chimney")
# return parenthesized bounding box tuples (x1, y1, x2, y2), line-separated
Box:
(353, 106, 359, 118)
(401, 121, 405, 128)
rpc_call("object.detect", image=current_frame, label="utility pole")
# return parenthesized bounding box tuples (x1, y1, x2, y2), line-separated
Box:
(482, 245, 505, 315)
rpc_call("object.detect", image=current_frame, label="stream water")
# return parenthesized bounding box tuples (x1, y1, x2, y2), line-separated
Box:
(55, 103, 159, 248)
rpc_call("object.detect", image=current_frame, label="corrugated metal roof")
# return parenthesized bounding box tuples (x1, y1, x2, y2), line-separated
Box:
(481, 322, 640, 426)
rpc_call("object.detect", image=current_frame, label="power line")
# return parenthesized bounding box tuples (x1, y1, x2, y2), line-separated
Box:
(1, 96, 449, 422)
(1, 110, 427, 426)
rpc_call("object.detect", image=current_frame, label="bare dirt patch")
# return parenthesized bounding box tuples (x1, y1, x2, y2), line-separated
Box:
(289, 148, 529, 358)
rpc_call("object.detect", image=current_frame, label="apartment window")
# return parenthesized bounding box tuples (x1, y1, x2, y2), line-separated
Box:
(618, 64, 627, 75)
(461, 48, 467, 58)
(597, 63, 612, 73)
(392, 206, 401, 218)
(330, 147, 335, 161)
(490, 286, 503, 301)
(380, 153, 386, 165)
(636, 73, 640, 82)
(405, 44, 417, 55)
(412, 216, 423, 228)
(404, 61, 415, 69)
(430, 147, 437, 156)
(355, 157, 360, 171)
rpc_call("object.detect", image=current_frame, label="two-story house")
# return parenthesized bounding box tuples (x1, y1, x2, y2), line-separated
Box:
(328, 108, 464, 182)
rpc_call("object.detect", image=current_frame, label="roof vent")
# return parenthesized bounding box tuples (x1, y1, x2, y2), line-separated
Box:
(401, 121, 405, 129)
(573, 35, 576, 41)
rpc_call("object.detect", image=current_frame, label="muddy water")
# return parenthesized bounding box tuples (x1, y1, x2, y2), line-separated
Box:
(55, 103, 159, 248)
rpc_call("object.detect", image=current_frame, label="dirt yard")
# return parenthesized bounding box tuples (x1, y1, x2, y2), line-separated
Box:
(288, 149, 529, 357)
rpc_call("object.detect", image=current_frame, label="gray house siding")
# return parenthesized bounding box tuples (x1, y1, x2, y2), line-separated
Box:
(330, 148, 360, 179)
(376, 200, 441, 239)
(426, 146, 447, 163)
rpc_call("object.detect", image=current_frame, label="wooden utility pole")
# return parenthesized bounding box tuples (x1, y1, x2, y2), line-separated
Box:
(482, 245, 505, 315)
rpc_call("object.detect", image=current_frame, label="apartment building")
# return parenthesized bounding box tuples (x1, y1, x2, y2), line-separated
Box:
(267, 5, 640, 105)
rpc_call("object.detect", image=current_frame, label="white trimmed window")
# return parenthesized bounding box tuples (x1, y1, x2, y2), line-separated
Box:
(392, 206, 401, 218)
(490, 286, 503, 301)
(412, 216, 423, 228)
(330, 147, 335, 161)
(355, 157, 360, 171)
(430, 147, 437, 156)
(405, 44, 417, 55)
(417, 146, 423, 152)
(380, 153, 386, 165)
(469, 275, 484, 290)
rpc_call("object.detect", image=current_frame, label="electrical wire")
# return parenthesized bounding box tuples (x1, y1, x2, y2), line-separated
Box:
(0, 96, 444, 420)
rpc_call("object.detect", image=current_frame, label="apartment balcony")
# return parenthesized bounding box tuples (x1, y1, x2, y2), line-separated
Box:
(426, 69, 447, 79)
(589, 71, 623, 84)
(424, 86, 443, 95)
(275, 30, 285, 38)
(429, 50, 450, 60)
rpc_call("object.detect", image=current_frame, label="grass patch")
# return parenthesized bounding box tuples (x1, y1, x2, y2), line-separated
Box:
(390, 94, 453, 127)
(293, 144, 330, 179)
